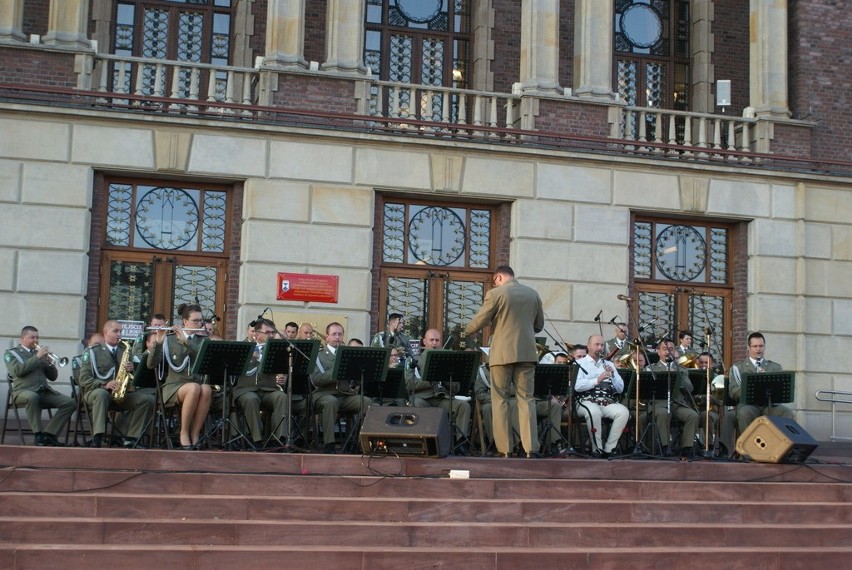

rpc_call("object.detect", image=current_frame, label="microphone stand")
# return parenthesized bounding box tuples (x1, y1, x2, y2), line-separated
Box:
(256, 311, 313, 452)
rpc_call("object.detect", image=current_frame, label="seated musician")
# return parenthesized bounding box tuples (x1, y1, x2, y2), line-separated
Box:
(5, 325, 76, 447)
(645, 338, 700, 458)
(404, 329, 471, 455)
(573, 335, 629, 459)
(309, 322, 373, 454)
(370, 312, 412, 356)
(297, 322, 315, 340)
(231, 318, 292, 449)
(131, 313, 167, 364)
(605, 322, 632, 361)
(697, 352, 731, 457)
(559, 345, 587, 424)
(155, 303, 213, 450)
(78, 320, 155, 448)
(676, 330, 698, 362)
(728, 332, 794, 437)
(283, 321, 299, 340)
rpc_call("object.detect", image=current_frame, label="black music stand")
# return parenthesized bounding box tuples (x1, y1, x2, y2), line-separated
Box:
(624, 370, 670, 457)
(420, 349, 480, 454)
(533, 364, 571, 452)
(261, 339, 319, 449)
(376, 367, 407, 405)
(688, 369, 717, 457)
(192, 340, 255, 449)
(331, 346, 390, 453)
(742, 371, 795, 410)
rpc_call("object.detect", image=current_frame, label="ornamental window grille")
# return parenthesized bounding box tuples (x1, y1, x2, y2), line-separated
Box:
(614, 0, 690, 138)
(365, 0, 471, 122)
(631, 216, 734, 367)
(112, 0, 233, 99)
(375, 197, 498, 350)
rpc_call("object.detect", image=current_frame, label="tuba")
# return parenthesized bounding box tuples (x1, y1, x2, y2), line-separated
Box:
(111, 340, 134, 404)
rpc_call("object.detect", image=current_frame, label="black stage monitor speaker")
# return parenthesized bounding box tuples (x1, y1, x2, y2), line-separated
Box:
(360, 406, 450, 458)
(735, 415, 818, 464)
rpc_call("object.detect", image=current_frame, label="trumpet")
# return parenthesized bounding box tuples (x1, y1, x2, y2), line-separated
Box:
(33, 344, 69, 367)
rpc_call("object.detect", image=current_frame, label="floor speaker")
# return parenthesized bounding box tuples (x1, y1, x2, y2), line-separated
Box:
(359, 406, 450, 457)
(735, 415, 818, 464)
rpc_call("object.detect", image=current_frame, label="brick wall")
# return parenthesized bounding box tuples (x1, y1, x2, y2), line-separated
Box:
(271, 74, 359, 116)
(0, 47, 77, 89)
(249, 0, 268, 60)
(558, 2, 575, 91)
(491, 0, 522, 94)
(789, 0, 852, 163)
(534, 99, 610, 140)
(770, 123, 813, 161)
(22, 0, 50, 38)
(711, 0, 750, 116)
(304, 0, 327, 66)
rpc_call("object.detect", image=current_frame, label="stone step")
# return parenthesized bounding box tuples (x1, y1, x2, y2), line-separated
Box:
(2, 518, 851, 549)
(3, 544, 852, 570)
(3, 467, 851, 504)
(2, 493, 852, 525)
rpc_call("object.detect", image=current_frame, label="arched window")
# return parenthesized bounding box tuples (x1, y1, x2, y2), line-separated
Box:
(614, 0, 690, 112)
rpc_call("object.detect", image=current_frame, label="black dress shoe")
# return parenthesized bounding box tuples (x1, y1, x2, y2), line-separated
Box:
(91, 435, 103, 448)
(122, 438, 138, 448)
(44, 433, 65, 447)
(34, 433, 48, 446)
(322, 443, 337, 454)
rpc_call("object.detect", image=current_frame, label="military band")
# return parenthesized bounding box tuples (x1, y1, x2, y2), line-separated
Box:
(6, 298, 796, 460)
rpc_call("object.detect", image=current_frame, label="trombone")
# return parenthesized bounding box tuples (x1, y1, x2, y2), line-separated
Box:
(33, 344, 69, 367)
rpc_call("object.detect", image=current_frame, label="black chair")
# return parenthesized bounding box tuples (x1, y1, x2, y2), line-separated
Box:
(2, 375, 54, 445)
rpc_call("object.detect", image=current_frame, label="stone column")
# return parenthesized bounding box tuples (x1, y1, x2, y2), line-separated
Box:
(573, 0, 613, 99)
(749, 0, 790, 118)
(0, 0, 26, 44)
(323, 0, 368, 74)
(43, 0, 90, 49)
(263, 0, 307, 69)
(519, 0, 561, 94)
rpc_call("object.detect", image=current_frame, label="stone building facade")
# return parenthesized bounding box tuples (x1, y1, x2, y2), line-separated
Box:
(1, 0, 850, 440)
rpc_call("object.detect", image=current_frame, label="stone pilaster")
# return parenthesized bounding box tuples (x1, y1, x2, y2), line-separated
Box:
(519, 0, 561, 94)
(322, 0, 368, 74)
(263, 0, 307, 69)
(0, 0, 26, 43)
(573, 0, 613, 99)
(43, 0, 91, 49)
(749, 0, 791, 118)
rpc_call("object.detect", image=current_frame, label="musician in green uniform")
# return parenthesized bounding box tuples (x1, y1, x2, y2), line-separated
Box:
(4, 326, 75, 446)
(78, 320, 155, 448)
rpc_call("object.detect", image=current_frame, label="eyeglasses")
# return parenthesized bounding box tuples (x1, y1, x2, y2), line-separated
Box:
(188, 318, 204, 324)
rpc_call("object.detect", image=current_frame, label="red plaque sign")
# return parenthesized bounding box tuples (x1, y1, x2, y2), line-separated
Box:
(276, 273, 339, 304)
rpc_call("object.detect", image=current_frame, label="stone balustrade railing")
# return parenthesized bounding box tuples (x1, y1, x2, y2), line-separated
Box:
(92, 53, 258, 115)
(612, 105, 759, 161)
(367, 79, 523, 138)
(77, 54, 768, 159)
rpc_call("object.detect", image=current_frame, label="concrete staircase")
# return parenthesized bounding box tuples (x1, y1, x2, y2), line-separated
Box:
(1, 445, 851, 569)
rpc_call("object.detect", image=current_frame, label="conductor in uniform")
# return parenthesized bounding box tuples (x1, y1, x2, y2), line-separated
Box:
(465, 265, 544, 458)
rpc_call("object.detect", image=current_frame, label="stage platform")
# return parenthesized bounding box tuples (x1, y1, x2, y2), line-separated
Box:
(1, 442, 852, 568)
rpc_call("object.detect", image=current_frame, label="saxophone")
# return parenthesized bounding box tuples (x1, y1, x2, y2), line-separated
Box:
(112, 340, 134, 404)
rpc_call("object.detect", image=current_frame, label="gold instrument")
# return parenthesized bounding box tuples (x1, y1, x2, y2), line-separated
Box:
(312, 330, 327, 341)
(536, 343, 551, 361)
(677, 354, 699, 368)
(33, 344, 69, 367)
(112, 340, 134, 404)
